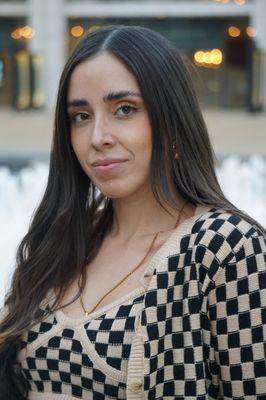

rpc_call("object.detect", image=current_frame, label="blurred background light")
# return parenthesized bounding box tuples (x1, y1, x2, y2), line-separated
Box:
(215, 0, 230, 4)
(234, 0, 246, 5)
(228, 26, 241, 37)
(11, 28, 21, 40)
(194, 48, 223, 68)
(11, 26, 35, 40)
(246, 26, 257, 38)
(70, 25, 84, 38)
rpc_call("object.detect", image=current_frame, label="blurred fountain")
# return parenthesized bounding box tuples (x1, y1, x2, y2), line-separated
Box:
(216, 156, 266, 226)
(0, 162, 48, 307)
(0, 155, 265, 306)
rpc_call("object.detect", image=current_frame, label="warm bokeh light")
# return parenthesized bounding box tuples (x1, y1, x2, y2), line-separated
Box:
(211, 49, 223, 65)
(11, 26, 35, 40)
(194, 51, 205, 64)
(228, 26, 241, 37)
(194, 49, 223, 68)
(214, 0, 230, 3)
(246, 26, 257, 37)
(11, 28, 21, 40)
(234, 0, 246, 5)
(21, 25, 31, 37)
(70, 25, 84, 38)
(22, 26, 35, 39)
(26, 29, 35, 39)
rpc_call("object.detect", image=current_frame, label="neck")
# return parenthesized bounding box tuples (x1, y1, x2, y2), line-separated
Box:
(108, 189, 191, 242)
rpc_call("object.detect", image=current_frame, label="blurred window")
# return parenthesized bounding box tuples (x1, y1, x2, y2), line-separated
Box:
(68, 16, 253, 109)
(0, 17, 27, 108)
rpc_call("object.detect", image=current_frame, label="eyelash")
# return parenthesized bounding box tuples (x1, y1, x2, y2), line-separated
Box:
(69, 104, 138, 124)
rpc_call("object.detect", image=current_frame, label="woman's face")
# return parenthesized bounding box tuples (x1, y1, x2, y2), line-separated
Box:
(67, 51, 153, 199)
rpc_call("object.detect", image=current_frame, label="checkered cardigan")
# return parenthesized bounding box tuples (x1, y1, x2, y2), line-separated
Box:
(128, 205, 266, 399)
(1, 205, 266, 399)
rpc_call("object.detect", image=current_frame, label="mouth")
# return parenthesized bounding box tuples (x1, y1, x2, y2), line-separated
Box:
(92, 160, 128, 173)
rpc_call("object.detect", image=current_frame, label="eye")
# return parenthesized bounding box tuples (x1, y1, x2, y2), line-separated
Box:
(69, 112, 90, 124)
(116, 104, 137, 117)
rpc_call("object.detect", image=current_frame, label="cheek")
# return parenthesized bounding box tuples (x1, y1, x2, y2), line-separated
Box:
(137, 122, 153, 158)
(70, 130, 96, 180)
(71, 135, 93, 178)
(70, 131, 87, 159)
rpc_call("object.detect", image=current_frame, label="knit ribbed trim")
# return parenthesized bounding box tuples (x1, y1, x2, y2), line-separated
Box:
(55, 285, 145, 327)
(75, 324, 127, 382)
(139, 204, 212, 288)
(28, 392, 78, 399)
(126, 329, 144, 400)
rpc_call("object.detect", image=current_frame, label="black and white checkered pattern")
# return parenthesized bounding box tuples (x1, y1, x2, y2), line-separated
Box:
(20, 290, 144, 399)
(142, 208, 266, 399)
(84, 297, 144, 372)
(21, 310, 57, 347)
(18, 207, 266, 399)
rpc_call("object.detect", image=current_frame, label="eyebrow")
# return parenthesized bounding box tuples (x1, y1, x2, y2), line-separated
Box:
(67, 90, 142, 109)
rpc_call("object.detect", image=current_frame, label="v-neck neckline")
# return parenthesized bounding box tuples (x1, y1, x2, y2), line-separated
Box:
(139, 204, 212, 287)
(53, 204, 212, 325)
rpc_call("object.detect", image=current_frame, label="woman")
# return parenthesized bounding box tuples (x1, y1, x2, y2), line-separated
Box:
(0, 24, 265, 399)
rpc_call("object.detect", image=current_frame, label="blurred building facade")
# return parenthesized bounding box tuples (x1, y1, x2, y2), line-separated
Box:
(0, 0, 265, 161)
(0, 0, 265, 112)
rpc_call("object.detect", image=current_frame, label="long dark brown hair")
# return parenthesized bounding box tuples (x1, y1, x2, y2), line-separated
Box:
(0, 24, 265, 399)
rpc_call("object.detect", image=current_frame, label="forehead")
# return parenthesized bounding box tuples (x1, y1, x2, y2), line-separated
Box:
(68, 52, 140, 98)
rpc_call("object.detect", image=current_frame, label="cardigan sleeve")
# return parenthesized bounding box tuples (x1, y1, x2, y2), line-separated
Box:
(205, 233, 266, 399)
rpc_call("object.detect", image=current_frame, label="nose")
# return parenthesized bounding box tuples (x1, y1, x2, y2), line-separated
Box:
(90, 114, 116, 150)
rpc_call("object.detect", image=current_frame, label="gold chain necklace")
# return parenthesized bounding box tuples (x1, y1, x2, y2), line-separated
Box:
(79, 200, 189, 316)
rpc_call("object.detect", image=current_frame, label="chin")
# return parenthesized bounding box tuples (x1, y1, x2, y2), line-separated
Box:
(93, 175, 149, 199)
(99, 190, 131, 199)
(97, 183, 139, 199)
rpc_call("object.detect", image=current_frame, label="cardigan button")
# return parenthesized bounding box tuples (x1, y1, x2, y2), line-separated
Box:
(128, 378, 142, 393)
(134, 314, 141, 331)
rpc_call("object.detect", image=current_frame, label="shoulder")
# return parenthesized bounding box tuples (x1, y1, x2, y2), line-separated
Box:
(189, 206, 265, 265)
(180, 206, 265, 292)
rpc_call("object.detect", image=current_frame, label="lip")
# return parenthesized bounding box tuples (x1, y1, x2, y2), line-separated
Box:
(92, 158, 128, 167)
(92, 160, 128, 173)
